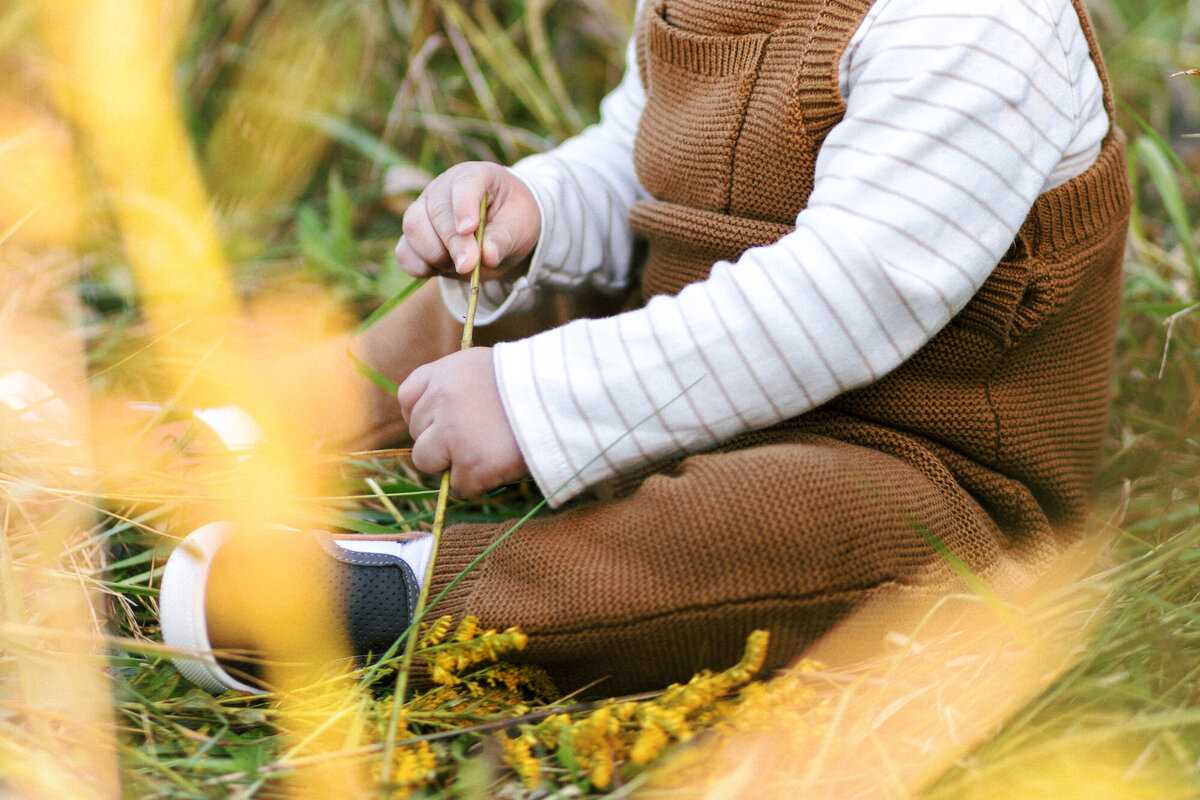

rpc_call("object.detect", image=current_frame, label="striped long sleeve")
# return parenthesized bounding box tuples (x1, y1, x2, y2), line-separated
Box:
(444, 0, 1110, 506)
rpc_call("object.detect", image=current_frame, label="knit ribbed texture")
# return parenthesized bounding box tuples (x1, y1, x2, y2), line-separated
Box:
(427, 0, 1130, 694)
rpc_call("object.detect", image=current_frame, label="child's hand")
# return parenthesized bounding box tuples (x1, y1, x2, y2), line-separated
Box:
(395, 162, 541, 283)
(397, 347, 529, 499)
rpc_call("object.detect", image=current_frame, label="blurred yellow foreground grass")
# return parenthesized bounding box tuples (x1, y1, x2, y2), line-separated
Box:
(3, 0, 377, 795)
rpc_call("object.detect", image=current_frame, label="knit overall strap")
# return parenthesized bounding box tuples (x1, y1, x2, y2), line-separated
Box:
(999, 0, 1126, 265)
(1071, 0, 1117, 125)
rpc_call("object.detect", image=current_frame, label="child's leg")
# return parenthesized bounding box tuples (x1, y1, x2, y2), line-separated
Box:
(427, 429, 1039, 695)
(161, 423, 1044, 696)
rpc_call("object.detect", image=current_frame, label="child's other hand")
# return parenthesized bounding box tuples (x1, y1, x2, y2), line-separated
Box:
(397, 347, 529, 499)
(395, 162, 540, 283)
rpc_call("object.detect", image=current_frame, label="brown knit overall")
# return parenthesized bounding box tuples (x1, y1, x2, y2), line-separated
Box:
(425, 0, 1131, 695)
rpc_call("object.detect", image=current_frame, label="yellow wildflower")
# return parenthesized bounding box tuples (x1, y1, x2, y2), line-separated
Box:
(503, 732, 541, 790)
(452, 615, 479, 642)
(533, 713, 571, 749)
(630, 718, 670, 765)
(591, 746, 615, 789)
(418, 615, 453, 647)
(387, 741, 437, 798)
(642, 705, 691, 741)
(614, 701, 638, 722)
(568, 706, 624, 789)
(430, 655, 458, 687)
(715, 629, 770, 688)
(424, 624, 530, 685)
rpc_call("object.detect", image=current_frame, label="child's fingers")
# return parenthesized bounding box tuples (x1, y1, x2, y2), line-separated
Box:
(446, 173, 497, 274)
(394, 236, 437, 278)
(396, 365, 431, 430)
(481, 198, 539, 271)
(410, 426, 451, 476)
(395, 162, 538, 280)
(398, 365, 453, 476)
(396, 167, 483, 277)
(448, 168, 492, 237)
(397, 195, 453, 277)
(395, 347, 525, 497)
(424, 190, 481, 276)
(447, 464, 487, 501)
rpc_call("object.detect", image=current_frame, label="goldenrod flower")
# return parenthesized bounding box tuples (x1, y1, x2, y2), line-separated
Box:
(419, 615, 453, 647)
(387, 741, 437, 798)
(423, 622, 530, 685)
(503, 732, 541, 790)
(631, 718, 670, 765)
(453, 616, 480, 642)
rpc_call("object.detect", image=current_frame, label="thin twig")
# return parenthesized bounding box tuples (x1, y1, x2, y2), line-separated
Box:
(1158, 301, 1200, 379)
(365, 477, 410, 530)
(382, 194, 488, 781)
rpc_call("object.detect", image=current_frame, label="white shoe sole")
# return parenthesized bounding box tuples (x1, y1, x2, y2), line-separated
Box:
(159, 521, 266, 695)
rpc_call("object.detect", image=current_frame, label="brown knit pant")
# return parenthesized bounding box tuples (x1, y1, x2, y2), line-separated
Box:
(346, 283, 1021, 696)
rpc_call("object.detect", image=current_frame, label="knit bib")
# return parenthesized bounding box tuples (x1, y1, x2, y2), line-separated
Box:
(630, 0, 867, 297)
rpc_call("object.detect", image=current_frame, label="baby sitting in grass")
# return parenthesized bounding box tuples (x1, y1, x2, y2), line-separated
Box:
(162, 0, 1130, 696)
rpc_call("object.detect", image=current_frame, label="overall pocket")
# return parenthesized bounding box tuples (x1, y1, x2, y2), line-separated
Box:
(954, 229, 1062, 348)
(634, 1, 769, 214)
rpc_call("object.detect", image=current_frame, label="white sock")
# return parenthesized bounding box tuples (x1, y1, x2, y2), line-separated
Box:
(335, 535, 435, 591)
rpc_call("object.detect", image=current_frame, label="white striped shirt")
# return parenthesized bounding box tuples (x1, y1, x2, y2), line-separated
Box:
(441, 0, 1110, 506)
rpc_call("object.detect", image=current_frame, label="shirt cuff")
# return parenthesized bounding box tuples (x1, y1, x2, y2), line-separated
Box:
(492, 338, 588, 507)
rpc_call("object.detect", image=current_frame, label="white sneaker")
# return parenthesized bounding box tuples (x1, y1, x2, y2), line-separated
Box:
(160, 521, 429, 694)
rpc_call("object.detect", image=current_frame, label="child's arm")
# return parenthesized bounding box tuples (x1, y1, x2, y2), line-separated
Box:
(399, 0, 1107, 504)
(394, 21, 647, 309)
(490, 0, 1108, 505)
(393, 29, 649, 500)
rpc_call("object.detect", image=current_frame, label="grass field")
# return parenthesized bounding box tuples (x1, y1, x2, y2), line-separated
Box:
(3, 0, 1200, 796)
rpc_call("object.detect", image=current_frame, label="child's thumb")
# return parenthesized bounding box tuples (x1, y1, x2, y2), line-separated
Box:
(483, 194, 539, 268)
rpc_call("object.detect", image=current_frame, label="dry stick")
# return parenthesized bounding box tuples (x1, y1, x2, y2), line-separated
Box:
(381, 195, 488, 782)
